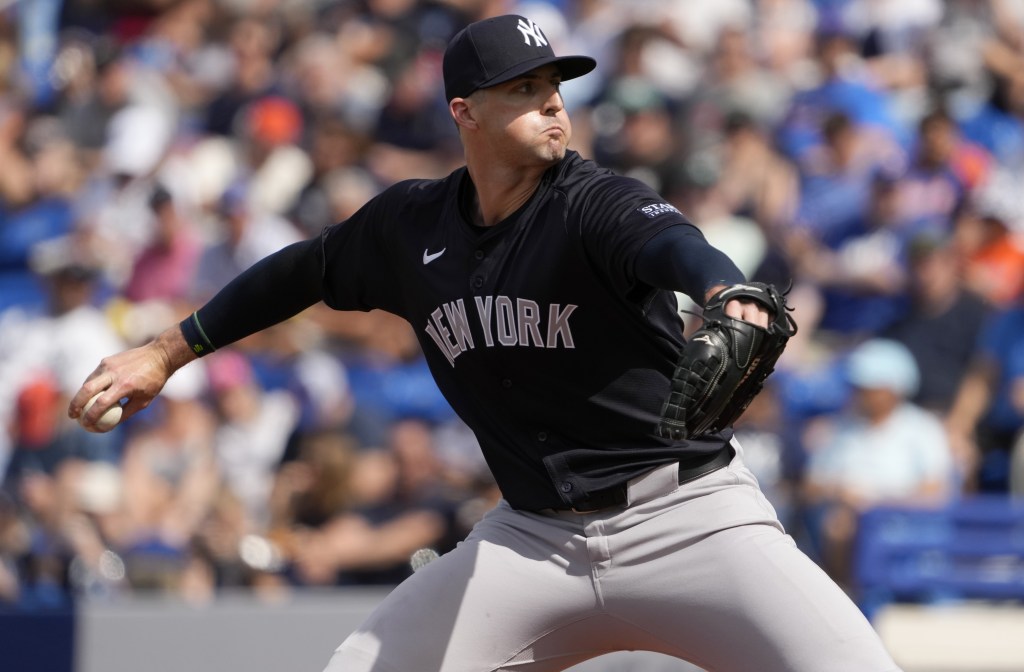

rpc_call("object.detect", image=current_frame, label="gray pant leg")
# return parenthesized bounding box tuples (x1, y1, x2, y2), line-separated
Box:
(595, 456, 901, 672)
(325, 502, 613, 672)
(324, 451, 900, 672)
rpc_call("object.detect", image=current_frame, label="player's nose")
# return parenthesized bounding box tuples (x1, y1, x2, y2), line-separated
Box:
(542, 88, 564, 116)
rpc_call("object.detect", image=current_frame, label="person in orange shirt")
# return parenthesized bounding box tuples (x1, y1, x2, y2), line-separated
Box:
(955, 177, 1024, 308)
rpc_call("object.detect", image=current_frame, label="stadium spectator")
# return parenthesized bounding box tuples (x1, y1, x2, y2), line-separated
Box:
(802, 339, 955, 589)
(884, 235, 991, 417)
(190, 183, 302, 303)
(113, 364, 218, 589)
(81, 103, 177, 262)
(715, 110, 800, 233)
(266, 426, 449, 588)
(242, 319, 356, 449)
(121, 183, 202, 306)
(777, 27, 904, 163)
(0, 235, 124, 487)
(588, 76, 682, 194)
(54, 37, 132, 167)
(203, 15, 282, 138)
(0, 113, 80, 313)
(206, 349, 299, 529)
(689, 25, 793, 135)
(286, 115, 377, 236)
(947, 294, 1024, 493)
(891, 108, 974, 241)
(953, 170, 1024, 308)
(234, 95, 313, 217)
(957, 70, 1024, 170)
(786, 118, 910, 338)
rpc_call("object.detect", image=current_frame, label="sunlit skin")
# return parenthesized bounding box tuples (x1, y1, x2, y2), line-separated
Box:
(465, 67, 570, 162)
(474, 70, 572, 165)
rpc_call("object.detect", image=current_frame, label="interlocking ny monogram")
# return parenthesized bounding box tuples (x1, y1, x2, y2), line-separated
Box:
(516, 18, 548, 47)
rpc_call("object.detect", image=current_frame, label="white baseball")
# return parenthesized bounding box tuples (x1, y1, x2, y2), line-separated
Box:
(410, 548, 440, 572)
(81, 393, 123, 432)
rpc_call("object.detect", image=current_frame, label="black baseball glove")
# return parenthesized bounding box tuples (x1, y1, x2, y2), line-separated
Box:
(658, 282, 797, 440)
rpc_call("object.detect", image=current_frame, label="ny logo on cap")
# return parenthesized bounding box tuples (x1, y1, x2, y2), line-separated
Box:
(517, 18, 548, 47)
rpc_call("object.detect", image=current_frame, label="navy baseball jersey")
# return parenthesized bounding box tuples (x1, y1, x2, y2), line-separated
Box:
(320, 151, 731, 510)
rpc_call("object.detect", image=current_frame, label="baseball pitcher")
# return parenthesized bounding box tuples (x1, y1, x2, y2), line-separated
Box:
(71, 15, 901, 672)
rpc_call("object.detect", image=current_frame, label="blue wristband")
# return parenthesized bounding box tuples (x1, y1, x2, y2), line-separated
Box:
(180, 311, 216, 357)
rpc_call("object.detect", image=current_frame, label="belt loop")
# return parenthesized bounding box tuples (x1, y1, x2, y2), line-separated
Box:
(625, 462, 680, 507)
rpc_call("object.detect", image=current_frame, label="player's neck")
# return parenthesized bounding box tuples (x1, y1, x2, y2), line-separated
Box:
(465, 159, 547, 227)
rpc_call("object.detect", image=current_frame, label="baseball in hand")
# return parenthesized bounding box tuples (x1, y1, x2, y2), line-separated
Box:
(81, 393, 123, 431)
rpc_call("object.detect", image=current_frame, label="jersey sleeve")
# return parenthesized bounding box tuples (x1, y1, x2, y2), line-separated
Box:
(575, 174, 695, 294)
(635, 225, 746, 303)
(187, 239, 324, 354)
(319, 185, 404, 314)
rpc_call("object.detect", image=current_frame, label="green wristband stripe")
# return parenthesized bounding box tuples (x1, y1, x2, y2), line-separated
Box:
(192, 313, 215, 352)
(181, 311, 216, 357)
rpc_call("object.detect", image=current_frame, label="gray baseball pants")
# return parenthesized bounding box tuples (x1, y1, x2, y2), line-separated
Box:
(324, 443, 901, 671)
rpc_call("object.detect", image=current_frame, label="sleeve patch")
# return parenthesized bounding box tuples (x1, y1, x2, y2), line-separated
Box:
(637, 203, 682, 219)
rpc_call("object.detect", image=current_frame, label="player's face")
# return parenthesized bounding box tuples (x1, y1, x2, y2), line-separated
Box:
(475, 65, 571, 165)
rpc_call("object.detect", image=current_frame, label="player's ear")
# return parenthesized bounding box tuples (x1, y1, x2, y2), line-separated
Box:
(450, 98, 479, 131)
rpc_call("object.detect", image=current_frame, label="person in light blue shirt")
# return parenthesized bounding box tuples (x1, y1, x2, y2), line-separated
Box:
(802, 339, 955, 587)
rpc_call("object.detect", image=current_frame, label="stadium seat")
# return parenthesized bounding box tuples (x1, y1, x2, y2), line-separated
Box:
(854, 497, 1024, 618)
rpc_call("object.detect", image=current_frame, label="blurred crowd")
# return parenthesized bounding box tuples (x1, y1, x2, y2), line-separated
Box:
(1, 0, 1023, 608)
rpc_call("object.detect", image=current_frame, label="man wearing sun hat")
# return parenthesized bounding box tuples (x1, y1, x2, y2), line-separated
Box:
(804, 339, 955, 586)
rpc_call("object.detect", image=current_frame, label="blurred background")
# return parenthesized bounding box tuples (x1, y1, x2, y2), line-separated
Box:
(0, 0, 1023, 671)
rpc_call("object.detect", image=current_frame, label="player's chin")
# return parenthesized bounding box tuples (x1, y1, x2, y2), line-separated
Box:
(537, 139, 568, 163)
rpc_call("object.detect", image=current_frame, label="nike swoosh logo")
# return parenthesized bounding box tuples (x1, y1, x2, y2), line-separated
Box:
(423, 248, 446, 265)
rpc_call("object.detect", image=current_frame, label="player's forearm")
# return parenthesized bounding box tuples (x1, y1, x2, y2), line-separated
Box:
(635, 224, 746, 305)
(181, 238, 325, 355)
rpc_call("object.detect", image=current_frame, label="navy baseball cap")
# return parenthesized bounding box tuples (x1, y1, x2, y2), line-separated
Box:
(443, 15, 596, 102)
